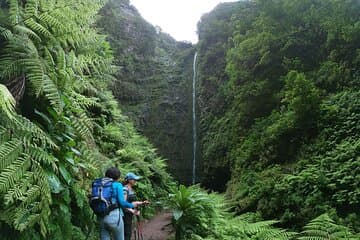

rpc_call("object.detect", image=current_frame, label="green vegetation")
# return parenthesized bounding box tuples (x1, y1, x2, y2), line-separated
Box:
(197, 0, 360, 232)
(0, 0, 173, 239)
(168, 185, 359, 239)
(1, 0, 359, 239)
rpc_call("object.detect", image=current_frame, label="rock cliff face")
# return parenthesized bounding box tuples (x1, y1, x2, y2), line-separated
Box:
(97, 0, 195, 184)
(196, 2, 241, 191)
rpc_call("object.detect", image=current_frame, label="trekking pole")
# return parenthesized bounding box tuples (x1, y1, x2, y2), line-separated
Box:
(135, 215, 144, 240)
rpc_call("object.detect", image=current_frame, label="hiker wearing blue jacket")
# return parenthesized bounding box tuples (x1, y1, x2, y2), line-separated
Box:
(99, 167, 145, 240)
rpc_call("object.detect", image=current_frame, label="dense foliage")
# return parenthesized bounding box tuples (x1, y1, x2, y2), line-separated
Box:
(0, 0, 173, 239)
(1, 0, 359, 238)
(197, 0, 360, 231)
(168, 185, 359, 240)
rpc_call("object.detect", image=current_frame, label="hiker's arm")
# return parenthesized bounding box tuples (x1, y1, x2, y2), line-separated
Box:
(114, 182, 134, 208)
(125, 208, 140, 215)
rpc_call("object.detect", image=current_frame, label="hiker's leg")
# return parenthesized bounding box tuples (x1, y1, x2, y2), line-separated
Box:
(123, 212, 133, 240)
(99, 217, 111, 240)
(104, 210, 125, 240)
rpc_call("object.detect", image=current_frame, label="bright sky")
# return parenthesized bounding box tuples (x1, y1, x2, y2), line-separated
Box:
(130, 0, 238, 43)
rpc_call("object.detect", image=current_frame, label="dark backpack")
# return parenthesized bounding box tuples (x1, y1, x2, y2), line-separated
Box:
(89, 177, 118, 217)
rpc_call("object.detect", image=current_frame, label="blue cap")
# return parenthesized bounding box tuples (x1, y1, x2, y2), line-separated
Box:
(125, 172, 141, 181)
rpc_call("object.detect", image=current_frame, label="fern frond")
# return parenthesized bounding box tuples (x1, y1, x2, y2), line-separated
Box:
(0, 205, 17, 225)
(0, 139, 23, 170)
(77, 54, 91, 74)
(242, 220, 280, 235)
(0, 156, 30, 193)
(299, 214, 355, 240)
(70, 112, 94, 142)
(38, 12, 63, 31)
(0, 26, 13, 40)
(79, 143, 107, 170)
(24, 18, 53, 38)
(0, 126, 8, 142)
(8, 0, 20, 25)
(27, 146, 58, 173)
(4, 172, 33, 205)
(21, 185, 41, 206)
(23, 58, 45, 96)
(70, 92, 100, 109)
(13, 203, 41, 231)
(31, 164, 52, 201)
(13, 115, 57, 149)
(0, 57, 22, 81)
(56, 47, 66, 71)
(0, 84, 16, 118)
(43, 75, 62, 113)
(5, 184, 25, 205)
(24, 0, 39, 18)
(71, 182, 87, 208)
(14, 25, 41, 42)
(255, 228, 294, 240)
(43, 46, 55, 67)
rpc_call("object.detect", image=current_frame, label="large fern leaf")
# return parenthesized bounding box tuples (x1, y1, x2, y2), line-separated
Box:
(0, 26, 12, 40)
(0, 139, 23, 171)
(42, 75, 63, 113)
(70, 112, 94, 142)
(299, 214, 356, 240)
(14, 25, 41, 42)
(8, 0, 20, 25)
(24, 0, 39, 18)
(0, 84, 16, 118)
(0, 156, 30, 193)
(24, 18, 53, 38)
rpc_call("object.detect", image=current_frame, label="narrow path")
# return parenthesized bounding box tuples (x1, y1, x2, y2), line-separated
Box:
(136, 212, 173, 240)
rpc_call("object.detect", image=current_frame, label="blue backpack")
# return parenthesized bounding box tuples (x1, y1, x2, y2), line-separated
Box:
(89, 178, 118, 217)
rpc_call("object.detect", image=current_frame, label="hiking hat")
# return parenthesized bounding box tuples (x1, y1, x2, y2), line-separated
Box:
(125, 172, 141, 181)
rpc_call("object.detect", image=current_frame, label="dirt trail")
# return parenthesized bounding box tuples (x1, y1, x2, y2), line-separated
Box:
(135, 212, 173, 240)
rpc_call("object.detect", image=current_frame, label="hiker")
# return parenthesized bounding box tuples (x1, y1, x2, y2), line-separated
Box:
(123, 172, 150, 240)
(98, 167, 145, 240)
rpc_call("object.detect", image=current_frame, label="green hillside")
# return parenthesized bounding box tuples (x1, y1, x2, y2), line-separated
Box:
(197, 0, 360, 231)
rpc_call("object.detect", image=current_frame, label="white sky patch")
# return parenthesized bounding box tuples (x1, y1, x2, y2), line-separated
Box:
(130, 0, 238, 43)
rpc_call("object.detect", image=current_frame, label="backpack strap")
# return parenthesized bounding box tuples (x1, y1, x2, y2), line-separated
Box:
(123, 185, 129, 201)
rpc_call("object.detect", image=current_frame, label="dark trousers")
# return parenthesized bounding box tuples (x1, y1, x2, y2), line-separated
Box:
(123, 212, 133, 240)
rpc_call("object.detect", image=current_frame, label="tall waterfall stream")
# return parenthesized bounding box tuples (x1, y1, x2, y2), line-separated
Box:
(192, 52, 197, 184)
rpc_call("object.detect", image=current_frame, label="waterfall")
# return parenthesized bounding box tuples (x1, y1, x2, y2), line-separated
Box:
(192, 52, 197, 185)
